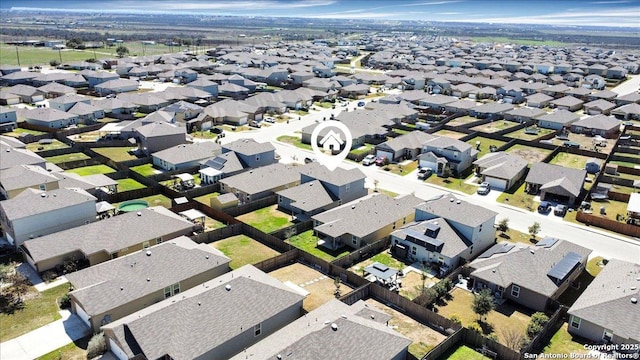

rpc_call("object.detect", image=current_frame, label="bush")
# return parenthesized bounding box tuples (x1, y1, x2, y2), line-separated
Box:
(468, 322, 482, 333)
(59, 294, 71, 309)
(49, 59, 60, 67)
(526, 312, 549, 339)
(449, 314, 462, 325)
(42, 271, 58, 283)
(87, 332, 107, 359)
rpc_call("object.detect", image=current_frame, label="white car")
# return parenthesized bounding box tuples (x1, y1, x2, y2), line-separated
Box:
(362, 154, 376, 166)
(264, 117, 276, 123)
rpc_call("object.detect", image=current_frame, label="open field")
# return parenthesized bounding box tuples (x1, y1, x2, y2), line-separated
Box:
(465, 136, 507, 158)
(285, 230, 350, 262)
(237, 205, 293, 234)
(505, 144, 552, 164)
(211, 235, 280, 270)
(269, 263, 352, 312)
(65, 164, 116, 176)
(91, 147, 138, 162)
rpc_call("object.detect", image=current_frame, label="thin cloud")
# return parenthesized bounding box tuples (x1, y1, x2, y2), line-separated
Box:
(401, 0, 464, 5)
(147, 0, 336, 10)
(589, 0, 632, 3)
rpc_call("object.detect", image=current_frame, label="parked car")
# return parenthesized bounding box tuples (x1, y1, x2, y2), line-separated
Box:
(248, 121, 261, 128)
(477, 182, 491, 195)
(264, 117, 276, 123)
(210, 127, 224, 134)
(563, 141, 580, 148)
(357, 101, 365, 107)
(417, 168, 432, 180)
(375, 156, 387, 166)
(362, 154, 376, 166)
(538, 201, 552, 213)
(304, 157, 317, 164)
(554, 204, 568, 217)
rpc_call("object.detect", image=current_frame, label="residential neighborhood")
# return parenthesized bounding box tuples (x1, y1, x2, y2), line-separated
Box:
(1, 4, 640, 360)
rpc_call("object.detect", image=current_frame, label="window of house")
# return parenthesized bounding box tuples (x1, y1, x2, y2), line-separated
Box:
(453, 151, 459, 158)
(172, 283, 180, 295)
(602, 329, 613, 342)
(511, 284, 521, 298)
(143, 241, 150, 249)
(352, 235, 358, 245)
(479, 224, 482, 232)
(156, 237, 163, 245)
(392, 222, 396, 229)
(254, 323, 262, 337)
(411, 246, 417, 255)
(39, 184, 46, 191)
(403, 217, 406, 224)
(278, 196, 283, 203)
(570, 316, 581, 329)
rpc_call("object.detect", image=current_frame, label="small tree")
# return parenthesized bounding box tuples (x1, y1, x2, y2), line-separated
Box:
(528, 221, 541, 239)
(333, 276, 342, 298)
(497, 218, 509, 234)
(116, 45, 129, 57)
(501, 327, 526, 351)
(472, 289, 495, 322)
(49, 59, 60, 67)
(87, 332, 107, 358)
(0, 269, 30, 313)
(526, 312, 549, 340)
(66, 37, 83, 49)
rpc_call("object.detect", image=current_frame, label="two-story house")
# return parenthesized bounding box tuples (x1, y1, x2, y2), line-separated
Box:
(418, 136, 478, 177)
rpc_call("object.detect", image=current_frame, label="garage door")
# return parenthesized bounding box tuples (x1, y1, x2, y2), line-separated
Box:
(485, 177, 508, 191)
(376, 150, 394, 162)
(74, 302, 91, 329)
(109, 338, 129, 360)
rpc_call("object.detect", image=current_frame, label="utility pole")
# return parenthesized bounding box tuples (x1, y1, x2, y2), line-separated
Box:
(58, 48, 62, 64)
(15, 46, 20, 67)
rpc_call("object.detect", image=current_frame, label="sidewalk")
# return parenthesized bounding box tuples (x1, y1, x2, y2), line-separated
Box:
(0, 310, 90, 360)
(16, 263, 69, 292)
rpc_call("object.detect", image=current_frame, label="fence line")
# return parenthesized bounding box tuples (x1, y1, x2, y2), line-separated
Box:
(521, 306, 568, 355)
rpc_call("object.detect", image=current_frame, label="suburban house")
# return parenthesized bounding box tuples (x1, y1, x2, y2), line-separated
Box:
(583, 99, 616, 115)
(152, 141, 222, 171)
(229, 299, 411, 360)
(0, 188, 97, 247)
(551, 96, 584, 112)
(5, 84, 45, 103)
(23, 108, 79, 129)
(133, 121, 186, 154)
(472, 152, 529, 191)
(536, 110, 580, 130)
(0, 165, 60, 199)
(198, 152, 246, 185)
(612, 103, 640, 120)
(375, 131, 434, 163)
(525, 163, 587, 204)
(0, 142, 46, 170)
(312, 193, 424, 250)
(0, 107, 18, 132)
(222, 138, 277, 168)
(626, 193, 640, 225)
(102, 265, 304, 360)
(469, 238, 592, 312)
(570, 115, 621, 139)
(219, 163, 301, 204)
(21, 207, 197, 273)
(567, 259, 640, 346)
(418, 136, 478, 177)
(503, 107, 547, 123)
(67, 236, 231, 332)
(391, 194, 498, 273)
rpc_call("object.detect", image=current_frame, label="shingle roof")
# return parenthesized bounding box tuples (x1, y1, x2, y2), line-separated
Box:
(299, 162, 366, 187)
(103, 265, 304, 360)
(568, 259, 640, 342)
(0, 145, 46, 170)
(377, 131, 435, 153)
(416, 194, 497, 228)
(199, 151, 245, 174)
(536, 109, 580, 125)
(551, 95, 583, 107)
(0, 188, 96, 221)
(0, 164, 58, 191)
(152, 141, 221, 166)
(276, 180, 336, 212)
(572, 114, 620, 131)
(67, 236, 230, 316)
(222, 138, 275, 156)
(473, 152, 528, 180)
(220, 163, 300, 195)
(135, 121, 185, 138)
(22, 207, 195, 264)
(525, 162, 586, 198)
(392, 217, 471, 258)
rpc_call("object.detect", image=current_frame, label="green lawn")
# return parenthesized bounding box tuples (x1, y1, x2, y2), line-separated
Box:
(542, 323, 590, 356)
(438, 345, 491, 360)
(36, 336, 90, 360)
(276, 135, 313, 151)
(354, 251, 406, 271)
(426, 175, 477, 194)
(193, 192, 221, 207)
(115, 194, 172, 209)
(190, 131, 219, 140)
(0, 284, 68, 342)
(237, 205, 293, 233)
(313, 101, 334, 109)
(65, 164, 116, 176)
(549, 152, 591, 170)
(505, 127, 556, 142)
(92, 147, 138, 162)
(393, 129, 411, 135)
(349, 143, 374, 156)
(25, 139, 69, 152)
(383, 161, 419, 176)
(285, 230, 350, 262)
(44, 152, 91, 164)
(4, 128, 47, 136)
(131, 163, 161, 177)
(211, 235, 280, 269)
(465, 137, 507, 158)
(497, 183, 536, 212)
(116, 178, 146, 192)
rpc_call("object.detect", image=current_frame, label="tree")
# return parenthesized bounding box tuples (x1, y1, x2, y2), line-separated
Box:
(472, 289, 495, 322)
(333, 276, 342, 298)
(528, 221, 541, 239)
(0, 269, 31, 313)
(526, 312, 549, 340)
(66, 37, 83, 49)
(497, 218, 509, 234)
(49, 59, 60, 67)
(87, 332, 107, 358)
(501, 327, 526, 351)
(116, 45, 129, 57)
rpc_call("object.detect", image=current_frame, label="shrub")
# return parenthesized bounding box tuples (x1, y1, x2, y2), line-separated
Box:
(87, 332, 107, 359)
(468, 322, 482, 333)
(59, 294, 71, 309)
(49, 59, 60, 67)
(42, 271, 58, 283)
(449, 314, 462, 325)
(526, 312, 549, 339)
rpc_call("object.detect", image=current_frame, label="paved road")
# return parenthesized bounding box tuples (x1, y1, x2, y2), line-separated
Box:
(611, 74, 640, 96)
(206, 103, 640, 263)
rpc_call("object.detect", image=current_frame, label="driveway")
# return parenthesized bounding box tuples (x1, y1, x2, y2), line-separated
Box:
(0, 310, 90, 360)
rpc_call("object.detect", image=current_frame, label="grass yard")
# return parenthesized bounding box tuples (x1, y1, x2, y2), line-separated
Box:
(497, 183, 536, 211)
(193, 192, 221, 207)
(447, 115, 481, 127)
(465, 137, 507, 158)
(433, 129, 468, 139)
(270, 263, 352, 312)
(285, 230, 350, 262)
(211, 235, 280, 270)
(349, 143, 374, 156)
(131, 163, 161, 177)
(498, 228, 536, 244)
(44, 152, 91, 164)
(426, 174, 477, 194)
(36, 336, 90, 360)
(203, 216, 226, 231)
(351, 251, 406, 274)
(542, 323, 590, 356)
(436, 288, 532, 345)
(118, 194, 172, 209)
(438, 345, 491, 360)
(505, 127, 556, 142)
(470, 120, 519, 134)
(92, 147, 138, 162)
(237, 205, 293, 234)
(116, 178, 146, 192)
(26, 139, 69, 152)
(65, 164, 116, 176)
(549, 152, 591, 170)
(276, 135, 313, 151)
(382, 160, 419, 176)
(505, 144, 552, 164)
(0, 284, 68, 342)
(366, 299, 447, 358)
(371, 188, 400, 198)
(4, 127, 46, 136)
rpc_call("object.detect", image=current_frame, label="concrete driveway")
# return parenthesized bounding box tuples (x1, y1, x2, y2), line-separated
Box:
(0, 310, 90, 360)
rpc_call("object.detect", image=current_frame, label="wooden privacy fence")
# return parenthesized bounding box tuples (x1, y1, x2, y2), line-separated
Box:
(576, 211, 640, 237)
(521, 306, 568, 355)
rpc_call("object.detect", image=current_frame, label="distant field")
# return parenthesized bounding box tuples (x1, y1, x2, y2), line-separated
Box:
(471, 36, 568, 47)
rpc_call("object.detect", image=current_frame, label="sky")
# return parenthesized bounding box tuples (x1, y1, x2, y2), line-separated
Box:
(2, 0, 640, 28)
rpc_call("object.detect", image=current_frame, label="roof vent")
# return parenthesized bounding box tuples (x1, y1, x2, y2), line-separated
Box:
(331, 323, 338, 331)
(449, 198, 454, 202)
(456, 200, 461, 204)
(530, 249, 535, 254)
(40, 193, 47, 198)
(277, 355, 282, 360)
(120, 287, 124, 291)
(137, 212, 142, 216)
(352, 205, 356, 209)
(632, 286, 637, 291)
(146, 277, 150, 282)
(225, 284, 232, 291)
(206, 255, 209, 259)
(631, 297, 638, 304)
(146, 250, 152, 256)
(198, 302, 201, 306)
(5, 148, 10, 152)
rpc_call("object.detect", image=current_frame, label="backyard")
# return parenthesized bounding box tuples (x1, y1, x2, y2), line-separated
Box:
(114, 194, 172, 209)
(548, 152, 592, 170)
(505, 144, 552, 164)
(438, 345, 491, 360)
(44, 153, 91, 164)
(115, 178, 146, 192)
(436, 288, 532, 346)
(237, 205, 294, 234)
(65, 164, 116, 176)
(25, 139, 69, 152)
(505, 127, 556, 142)
(211, 235, 280, 270)
(470, 120, 519, 134)
(130, 163, 162, 177)
(432, 129, 468, 140)
(193, 192, 221, 207)
(269, 263, 351, 312)
(285, 230, 350, 262)
(542, 323, 590, 356)
(465, 137, 507, 158)
(91, 147, 138, 162)
(447, 115, 481, 127)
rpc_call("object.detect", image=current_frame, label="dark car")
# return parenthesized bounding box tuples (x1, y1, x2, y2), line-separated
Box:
(554, 204, 568, 217)
(357, 101, 365, 107)
(563, 141, 580, 148)
(538, 201, 552, 213)
(210, 127, 224, 134)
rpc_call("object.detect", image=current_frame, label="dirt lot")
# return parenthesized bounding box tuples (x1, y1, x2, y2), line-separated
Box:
(433, 129, 468, 139)
(365, 299, 447, 358)
(269, 263, 352, 312)
(505, 144, 553, 163)
(547, 133, 614, 155)
(470, 120, 520, 134)
(447, 115, 480, 127)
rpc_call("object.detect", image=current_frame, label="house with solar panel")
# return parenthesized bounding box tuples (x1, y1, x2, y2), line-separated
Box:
(468, 237, 591, 312)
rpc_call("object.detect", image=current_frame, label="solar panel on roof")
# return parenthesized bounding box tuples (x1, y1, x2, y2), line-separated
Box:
(536, 237, 559, 248)
(548, 252, 582, 282)
(479, 243, 514, 258)
(404, 228, 444, 251)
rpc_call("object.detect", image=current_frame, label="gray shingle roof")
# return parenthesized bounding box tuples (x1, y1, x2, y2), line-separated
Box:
(0, 145, 46, 170)
(276, 180, 336, 212)
(103, 265, 304, 360)
(135, 121, 185, 138)
(568, 259, 640, 342)
(525, 163, 586, 198)
(0, 188, 96, 221)
(572, 114, 620, 131)
(67, 236, 230, 316)
(22, 207, 195, 263)
(230, 299, 411, 360)
(377, 131, 435, 153)
(392, 217, 471, 258)
(536, 109, 580, 125)
(416, 194, 497, 228)
(470, 240, 591, 297)
(222, 138, 275, 156)
(0, 164, 58, 192)
(220, 163, 300, 195)
(473, 152, 528, 181)
(152, 141, 221, 165)
(299, 162, 366, 187)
